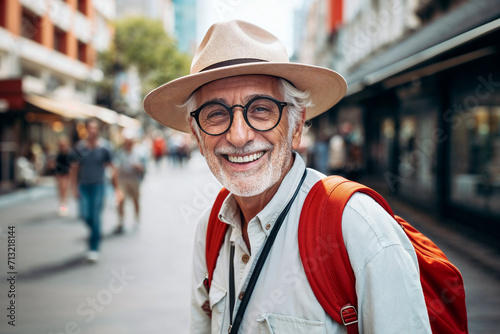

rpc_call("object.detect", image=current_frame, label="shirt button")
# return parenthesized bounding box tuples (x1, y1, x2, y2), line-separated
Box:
(238, 292, 244, 300)
(265, 224, 271, 230)
(242, 254, 250, 263)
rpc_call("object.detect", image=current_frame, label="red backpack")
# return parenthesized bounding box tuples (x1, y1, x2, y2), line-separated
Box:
(205, 176, 468, 333)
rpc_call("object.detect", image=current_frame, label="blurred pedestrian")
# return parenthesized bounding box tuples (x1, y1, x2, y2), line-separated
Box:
(152, 130, 167, 167)
(113, 132, 147, 234)
(328, 129, 346, 176)
(52, 135, 72, 216)
(70, 119, 123, 263)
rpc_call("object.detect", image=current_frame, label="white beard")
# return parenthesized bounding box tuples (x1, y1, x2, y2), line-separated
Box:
(202, 138, 293, 197)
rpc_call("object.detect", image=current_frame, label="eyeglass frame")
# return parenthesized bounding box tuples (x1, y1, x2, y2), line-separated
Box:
(189, 95, 287, 136)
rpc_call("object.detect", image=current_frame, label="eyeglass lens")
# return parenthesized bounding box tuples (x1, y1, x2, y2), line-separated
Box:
(198, 97, 282, 135)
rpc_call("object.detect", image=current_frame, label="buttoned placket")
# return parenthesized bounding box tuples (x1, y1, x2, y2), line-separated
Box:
(221, 204, 280, 331)
(215, 155, 309, 331)
(226, 227, 267, 327)
(228, 215, 268, 296)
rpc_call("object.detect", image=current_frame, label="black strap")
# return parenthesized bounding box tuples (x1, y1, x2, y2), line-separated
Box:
(228, 169, 308, 333)
(229, 245, 236, 326)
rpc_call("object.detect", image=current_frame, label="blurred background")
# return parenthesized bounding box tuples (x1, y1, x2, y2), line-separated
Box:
(0, 0, 499, 333)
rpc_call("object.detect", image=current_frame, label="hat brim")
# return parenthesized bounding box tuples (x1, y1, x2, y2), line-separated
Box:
(143, 62, 347, 133)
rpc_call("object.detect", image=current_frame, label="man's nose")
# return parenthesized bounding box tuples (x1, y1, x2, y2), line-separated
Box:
(225, 109, 255, 147)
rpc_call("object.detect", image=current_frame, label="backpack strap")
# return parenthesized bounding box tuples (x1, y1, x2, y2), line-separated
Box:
(205, 188, 230, 292)
(298, 175, 395, 334)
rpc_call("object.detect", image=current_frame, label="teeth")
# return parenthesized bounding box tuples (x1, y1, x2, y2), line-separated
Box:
(228, 152, 264, 163)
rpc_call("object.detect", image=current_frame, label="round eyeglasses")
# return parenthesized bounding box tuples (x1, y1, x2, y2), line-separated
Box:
(190, 96, 287, 136)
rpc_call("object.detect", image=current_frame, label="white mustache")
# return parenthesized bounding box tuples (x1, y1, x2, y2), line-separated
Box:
(214, 142, 273, 156)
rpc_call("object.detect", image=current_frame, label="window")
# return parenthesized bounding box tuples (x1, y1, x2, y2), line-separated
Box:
(450, 106, 500, 216)
(54, 28, 67, 54)
(77, 41, 87, 63)
(21, 8, 41, 43)
(0, 0, 6, 28)
(77, 0, 87, 15)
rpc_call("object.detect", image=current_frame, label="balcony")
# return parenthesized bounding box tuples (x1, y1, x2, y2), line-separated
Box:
(49, 0, 73, 31)
(17, 37, 90, 81)
(19, 0, 47, 16)
(74, 11, 91, 43)
(93, 0, 116, 21)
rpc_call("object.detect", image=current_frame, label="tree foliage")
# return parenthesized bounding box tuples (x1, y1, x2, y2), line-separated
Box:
(98, 16, 191, 101)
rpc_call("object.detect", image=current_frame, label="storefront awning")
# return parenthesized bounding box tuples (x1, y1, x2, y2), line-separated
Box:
(25, 94, 141, 128)
(25, 94, 94, 119)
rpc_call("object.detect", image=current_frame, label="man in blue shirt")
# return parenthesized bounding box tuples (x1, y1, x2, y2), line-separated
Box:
(70, 119, 123, 262)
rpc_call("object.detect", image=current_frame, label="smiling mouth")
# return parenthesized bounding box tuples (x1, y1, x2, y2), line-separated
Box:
(224, 151, 265, 164)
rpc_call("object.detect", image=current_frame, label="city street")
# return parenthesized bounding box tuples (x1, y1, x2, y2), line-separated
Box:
(1, 152, 500, 334)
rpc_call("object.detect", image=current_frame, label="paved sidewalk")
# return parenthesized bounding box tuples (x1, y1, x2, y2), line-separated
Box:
(0, 177, 56, 211)
(0, 159, 499, 333)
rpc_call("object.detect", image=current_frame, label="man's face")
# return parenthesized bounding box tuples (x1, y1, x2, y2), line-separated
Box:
(124, 138, 134, 151)
(192, 75, 303, 197)
(87, 121, 99, 141)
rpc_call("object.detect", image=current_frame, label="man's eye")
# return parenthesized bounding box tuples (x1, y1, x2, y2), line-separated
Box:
(253, 106, 272, 112)
(249, 104, 274, 116)
(207, 110, 226, 118)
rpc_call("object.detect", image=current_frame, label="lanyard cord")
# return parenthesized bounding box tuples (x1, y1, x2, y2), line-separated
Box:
(228, 169, 308, 333)
(229, 245, 236, 327)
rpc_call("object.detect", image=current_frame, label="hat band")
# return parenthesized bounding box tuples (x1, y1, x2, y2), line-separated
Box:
(200, 58, 268, 72)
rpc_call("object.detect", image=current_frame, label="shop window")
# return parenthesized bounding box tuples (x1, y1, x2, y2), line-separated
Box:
(21, 8, 41, 43)
(396, 103, 438, 204)
(77, 41, 87, 64)
(450, 106, 500, 216)
(0, 0, 6, 28)
(375, 118, 395, 171)
(54, 28, 67, 54)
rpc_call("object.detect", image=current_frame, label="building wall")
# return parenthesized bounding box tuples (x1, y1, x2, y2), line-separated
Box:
(0, 0, 114, 102)
(297, 0, 500, 236)
(0, 0, 116, 191)
(173, 0, 196, 55)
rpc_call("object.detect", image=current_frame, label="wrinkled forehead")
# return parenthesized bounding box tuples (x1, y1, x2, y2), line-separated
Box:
(196, 75, 283, 104)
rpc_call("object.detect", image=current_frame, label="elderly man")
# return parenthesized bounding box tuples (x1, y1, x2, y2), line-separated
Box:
(144, 21, 431, 333)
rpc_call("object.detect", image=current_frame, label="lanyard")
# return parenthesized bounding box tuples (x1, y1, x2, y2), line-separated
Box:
(228, 169, 308, 333)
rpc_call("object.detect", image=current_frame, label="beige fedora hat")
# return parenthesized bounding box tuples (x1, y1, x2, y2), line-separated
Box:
(143, 20, 347, 133)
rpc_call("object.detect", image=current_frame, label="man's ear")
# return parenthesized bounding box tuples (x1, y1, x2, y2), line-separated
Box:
(190, 123, 205, 156)
(291, 109, 307, 150)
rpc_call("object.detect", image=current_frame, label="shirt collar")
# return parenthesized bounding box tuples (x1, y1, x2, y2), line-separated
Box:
(218, 152, 306, 236)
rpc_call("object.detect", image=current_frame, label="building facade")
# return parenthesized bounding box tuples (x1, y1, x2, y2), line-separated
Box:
(0, 0, 140, 191)
(297, 0, 500, 238)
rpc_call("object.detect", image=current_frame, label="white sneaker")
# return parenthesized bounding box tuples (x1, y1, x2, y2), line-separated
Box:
(58, 206, 68, 217)
(86, 251, 99, 263)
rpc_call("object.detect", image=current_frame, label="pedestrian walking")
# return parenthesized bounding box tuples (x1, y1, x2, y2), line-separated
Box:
(143, 20, 464, 333)
(51, 135, 72, 216)
(114, 133, 147, 234)
(70, 119, 123, 262)
(328, 128, 346, 176)
(152, 130, 167, 167)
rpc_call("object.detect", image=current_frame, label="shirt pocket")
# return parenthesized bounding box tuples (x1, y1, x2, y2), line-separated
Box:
(209, 281, 227, 334)
(257, 313, 324, 334)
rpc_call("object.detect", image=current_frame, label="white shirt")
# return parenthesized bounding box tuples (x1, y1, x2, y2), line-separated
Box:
(190, 154, 431, 333)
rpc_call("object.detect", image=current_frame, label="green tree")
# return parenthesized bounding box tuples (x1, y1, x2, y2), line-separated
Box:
(98, 16, 191, 107)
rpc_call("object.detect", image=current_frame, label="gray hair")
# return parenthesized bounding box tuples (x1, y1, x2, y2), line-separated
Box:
(182, 77, 313, 138)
